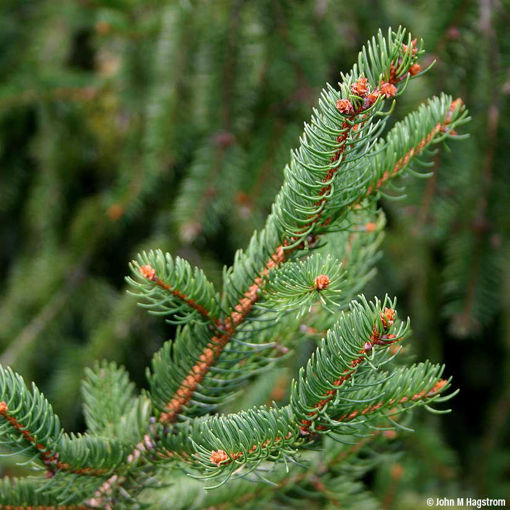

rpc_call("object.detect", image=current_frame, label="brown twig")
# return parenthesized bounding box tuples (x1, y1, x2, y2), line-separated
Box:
(0, 402, 107, 477)
(140, 265, 219, 325)
(158, 245, 286, 424)
(207, 378, 447, 468)
(0, 504, 88, 510)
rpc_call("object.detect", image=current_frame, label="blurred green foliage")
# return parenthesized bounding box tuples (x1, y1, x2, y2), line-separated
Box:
(0, 0, 508, 506)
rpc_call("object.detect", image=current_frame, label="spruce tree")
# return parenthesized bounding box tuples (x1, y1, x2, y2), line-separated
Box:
(0, 27, 470, 508)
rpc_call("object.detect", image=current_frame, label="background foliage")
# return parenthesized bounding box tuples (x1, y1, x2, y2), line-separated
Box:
(0, 0, 508, 507)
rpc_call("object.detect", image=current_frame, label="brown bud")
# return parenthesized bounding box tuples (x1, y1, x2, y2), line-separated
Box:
(351, 77, 369, 97)
(210, 450, 229, 466)
(380, 82, 397, 98)
(140, 265, 157, 281)
(390, 463, 404, 480)
(336, 98, 354, 115)
(314, 274, 330, 290)
(107, 203, 124, 221)
(409, 63, 421, 76)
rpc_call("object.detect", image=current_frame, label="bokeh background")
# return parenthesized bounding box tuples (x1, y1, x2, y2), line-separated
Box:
(0, 0, 508, 506)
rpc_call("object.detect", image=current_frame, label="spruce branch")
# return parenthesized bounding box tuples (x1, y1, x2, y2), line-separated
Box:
(321, 94, 467, 228)
(0, 366, 63, 474)
(165, 364, 449, 483)
(0, 366, 128, 478)
(159, 299, 452, 483)
(261, 253, 346, 315)
(144, 441, 381, 510)
(81, 361, 151, 444)
(148, 27, 457, 426)
(0, 477, 88, 510)
(54, 435, 132, 475)
(128, 250, 222, 326)
(364, 96, 468, 196)
(291, 296, 406, 435)
(150, 244, 286, 425)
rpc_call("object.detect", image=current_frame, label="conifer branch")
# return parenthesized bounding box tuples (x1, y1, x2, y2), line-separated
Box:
(0, 401, 60, 472)
(295, 298, 403, 434)
(158, 299, 452, 482)
(147, 271, 216, 323)
(152, 28, 438, 425)
(366, 98, 465, 195)
(157, 246, 286, 424)
(143, 29, 469, 432)
(128, 250, 222, 326)
(0, 367, 63, 475)
(168, 366, 449, 478)
(0, 400, 113, 477)
(81, 361, 151, 443)
(0, 477, 92, 510)
(261, 253, 346, 314)
(0, 366, 130, 478)
(0, 503, 87, 510)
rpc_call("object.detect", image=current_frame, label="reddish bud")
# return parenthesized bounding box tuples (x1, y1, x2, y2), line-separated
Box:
(402, 39, 418, 55)
(336, 98, 354, 115)
(380, 307, 395, 329)
(390, 463, 404, 479)
(351, 77, 370, 97)
(140, 265, 157, 281)
(409, 63, 421, 76)
(210, 450, 229, 466)
(365, 89, 380, 106)
(107, 203, 124, 221)
(380, 82, 397, 98)
(314, 274, 330, 290)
